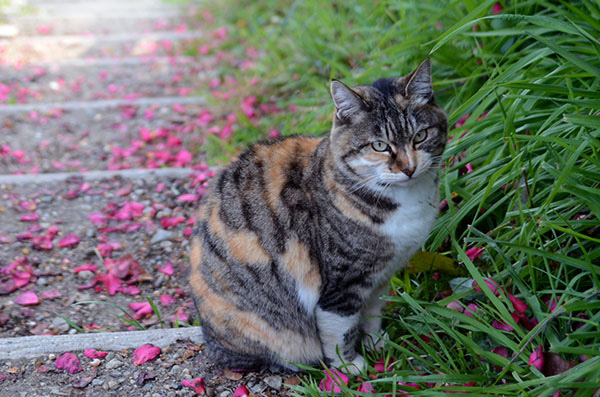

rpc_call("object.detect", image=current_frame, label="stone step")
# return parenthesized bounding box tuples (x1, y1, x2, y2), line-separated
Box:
(16, 2, 182, 18)
(0, 56, 215, 104)
(0, 327, 204, 360)
(0, 170, 208, 339)
(0, 98, 212, 174)
(0, 95, 206, 113)
(0, 30, 204, 63)
(10, 14, 195, 36)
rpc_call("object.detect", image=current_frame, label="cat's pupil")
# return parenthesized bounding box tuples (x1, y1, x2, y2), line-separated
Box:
(414, 129, 428, 144)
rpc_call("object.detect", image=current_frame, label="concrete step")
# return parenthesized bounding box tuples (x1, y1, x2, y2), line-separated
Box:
(16, 1, 182, 18)
(9, 14, 196, 36)
(0, 98, 211, 174)
(0, 30, 204, 63)
(0, 56, 215, 104)
(0, 327, 204, 360)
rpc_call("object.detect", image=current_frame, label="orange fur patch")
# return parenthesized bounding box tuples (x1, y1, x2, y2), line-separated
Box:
(208, 204, 271, 265)
(281, 237, 321, 291)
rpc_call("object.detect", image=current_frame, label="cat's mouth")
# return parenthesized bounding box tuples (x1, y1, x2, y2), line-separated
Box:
(378, 171, 420, 184)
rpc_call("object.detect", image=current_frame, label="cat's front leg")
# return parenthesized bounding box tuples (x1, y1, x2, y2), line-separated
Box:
(315, 307, 365, 375)
(361, 283, 390, 352)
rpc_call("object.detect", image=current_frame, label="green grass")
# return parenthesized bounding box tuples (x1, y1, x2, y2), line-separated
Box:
(202, 0, 600, 395)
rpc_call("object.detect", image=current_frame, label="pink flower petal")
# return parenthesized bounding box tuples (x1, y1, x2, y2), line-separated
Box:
(128, 301, 154, 320)
(492, 2, 503, 14)
(373, 358, 393, 373)
(396, 382, 421, 394)
(40, 289, 61, 299)
(83, 349, 109, 359)
(492, 346, 509, 359)
(182, 377, 206, 395)
(319, 368, 349, 392)
(46, 225, 59, 239)
(133, 344, 161, 366)
(160, 216, 186, 229)
(446, 301, 464, 312)
(492, 319, 514, 332)
(87, 212, 108, 228)
(177, 193, 199, 202)
(233, 385, 249, 397)
(20, 212, 39, 222)
(54, 353, 82, 374)
(465, 247, 484, 261)
(464, 303, 479, 316)
(103, 273, 121, 295)
(14, 291, 39, 305)
(160, 294, 176, 306)
(529, 345, 544, 371)
(473, 278, 503, 296)
(170, 308, 189, 324)
(58, 234, 81, 247)
(158, 261, 174, 276)
(509, 294, 528, 314)
(74, 263, 97, 273)
(357, 382, 376, 394)
(32, 235, 53, 250)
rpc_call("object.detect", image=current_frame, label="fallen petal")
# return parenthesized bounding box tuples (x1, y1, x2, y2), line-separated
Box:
(158, 262, 174, 276)
(319, 368, 349, 392)
(182, 377, 206, 394)
(55, 353, 83, 374)
(508, 294, 528, 314)
(233, 385, 249, 397)
(529, 345, 544, 371)
(15, 291, 39, 305)
(133, 344, 161, 366)
(58, 234, 81, 248)
(84, 349, 109, 359)
(465, 247, 484, 261)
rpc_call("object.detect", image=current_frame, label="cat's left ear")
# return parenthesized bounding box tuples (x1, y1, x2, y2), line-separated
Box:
(330, 80, 370, 122)
(404, 58, 433, 104)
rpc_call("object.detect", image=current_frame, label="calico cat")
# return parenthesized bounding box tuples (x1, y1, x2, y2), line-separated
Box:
(189, 58, 447, 374)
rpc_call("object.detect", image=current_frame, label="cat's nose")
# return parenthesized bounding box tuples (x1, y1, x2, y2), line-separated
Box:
(402, 167, 416, 177)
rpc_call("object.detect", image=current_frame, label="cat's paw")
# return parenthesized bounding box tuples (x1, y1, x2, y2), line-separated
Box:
(344, 354, 366, 375)
(362, 331, 389, 353)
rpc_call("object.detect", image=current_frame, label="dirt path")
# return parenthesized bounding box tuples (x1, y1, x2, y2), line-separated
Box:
(0, 1, 295, 395)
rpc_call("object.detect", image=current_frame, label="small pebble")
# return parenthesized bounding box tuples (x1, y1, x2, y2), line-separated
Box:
(151, 229, 174, 244)
(106, 358, 123, 370)
(263, 375, 283, 391)
(77, 270, 94, 280)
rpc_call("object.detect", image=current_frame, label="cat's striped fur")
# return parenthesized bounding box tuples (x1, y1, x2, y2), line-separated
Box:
(189, 59, 447, 373)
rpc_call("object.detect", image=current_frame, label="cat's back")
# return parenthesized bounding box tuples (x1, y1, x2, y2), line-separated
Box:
(188, 135, 325, 369)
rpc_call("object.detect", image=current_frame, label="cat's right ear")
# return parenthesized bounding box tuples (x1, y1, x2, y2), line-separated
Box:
(330, 80, 369, 122)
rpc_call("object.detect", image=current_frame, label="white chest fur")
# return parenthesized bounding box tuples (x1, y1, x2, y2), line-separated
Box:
(378, 174, 439, 281)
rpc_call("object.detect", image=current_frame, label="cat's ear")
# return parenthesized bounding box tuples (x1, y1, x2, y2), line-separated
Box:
(330, 80, 370, 122)
(404, 58, 433, 104)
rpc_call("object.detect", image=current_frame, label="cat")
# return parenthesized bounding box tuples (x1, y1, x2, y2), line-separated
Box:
(189, 58, 447, 374)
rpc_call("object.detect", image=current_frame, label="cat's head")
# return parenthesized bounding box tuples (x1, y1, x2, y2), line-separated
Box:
(329, 58, 447, 190)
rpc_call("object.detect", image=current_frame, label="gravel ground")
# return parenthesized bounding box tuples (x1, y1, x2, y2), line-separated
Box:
(0, 342, 302, 396)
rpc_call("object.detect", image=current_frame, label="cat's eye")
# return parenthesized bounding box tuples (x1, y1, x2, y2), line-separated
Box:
(371, 141, 390, 152)
(414, 129, 429, 144)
